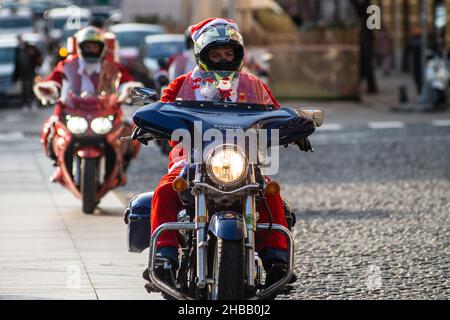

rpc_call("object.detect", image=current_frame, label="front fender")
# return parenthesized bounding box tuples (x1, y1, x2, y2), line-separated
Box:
(208, 211, 247, 241)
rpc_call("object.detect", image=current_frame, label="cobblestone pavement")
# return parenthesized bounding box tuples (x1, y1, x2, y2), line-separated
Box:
(118, 122, 450, 299)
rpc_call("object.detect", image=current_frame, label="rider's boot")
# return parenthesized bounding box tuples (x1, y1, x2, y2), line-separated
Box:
(261, 248, 297, 299)
(143, 246, 179, 297)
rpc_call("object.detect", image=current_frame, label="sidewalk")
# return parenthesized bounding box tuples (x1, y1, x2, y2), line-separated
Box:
(0, 139, 161, 300)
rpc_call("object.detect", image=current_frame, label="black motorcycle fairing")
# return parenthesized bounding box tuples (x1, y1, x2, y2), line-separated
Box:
(132, 101, 316, 147)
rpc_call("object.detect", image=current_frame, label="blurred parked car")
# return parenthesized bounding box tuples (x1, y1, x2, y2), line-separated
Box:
(29, 0, 74, 17)
(141, 34, 186, 76)
(109, 23, 166, 65)
(90, 5, 122, 28)
(0, 36, 19, 96)
(44, 7, 91, 44)
(0, 7, 34, 36)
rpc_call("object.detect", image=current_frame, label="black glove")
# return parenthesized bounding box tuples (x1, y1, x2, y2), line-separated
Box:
(296, 137, 313, 152)
(131, 127, 154, 145)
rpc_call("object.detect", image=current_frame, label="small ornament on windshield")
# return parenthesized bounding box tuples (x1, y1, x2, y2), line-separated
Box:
(217, 77, 233, 102)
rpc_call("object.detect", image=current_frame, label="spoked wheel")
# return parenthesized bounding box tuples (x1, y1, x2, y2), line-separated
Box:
(81, 158, 98, 214)
(209, 238, 245, 300)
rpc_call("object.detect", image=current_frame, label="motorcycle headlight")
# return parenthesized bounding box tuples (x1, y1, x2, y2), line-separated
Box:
(66, 116, 88, 134)
(206, 145, 248, 187)
(91, 116, 114, 135)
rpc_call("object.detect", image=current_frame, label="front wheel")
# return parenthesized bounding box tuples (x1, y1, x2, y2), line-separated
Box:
(210, 238, 245, 300)
(81, 158, 98, 214)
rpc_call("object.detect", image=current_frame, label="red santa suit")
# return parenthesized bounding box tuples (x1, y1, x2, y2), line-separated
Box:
(151, 70, 288, 254)
(44, 54, 135, 117)
(40, 54, 140, 180)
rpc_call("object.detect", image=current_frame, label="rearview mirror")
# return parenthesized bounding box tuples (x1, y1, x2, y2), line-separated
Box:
(131, 87, 158, 106)
(299, 108, 324, 127)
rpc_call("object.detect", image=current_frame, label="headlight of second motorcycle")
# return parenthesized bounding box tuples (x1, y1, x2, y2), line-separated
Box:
(66, 116, 88, 135)
(91, 116, 114, 135)
(206, 145, 248, 187)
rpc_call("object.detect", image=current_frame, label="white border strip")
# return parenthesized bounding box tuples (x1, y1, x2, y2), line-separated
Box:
(431, 119, 450, 127)
(368, 121, 405, 129)
(318, 123, 343, 131)
(0, 131, 25, 141)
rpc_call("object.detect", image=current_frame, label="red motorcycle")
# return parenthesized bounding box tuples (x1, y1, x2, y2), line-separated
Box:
(37, 67, 141, 214)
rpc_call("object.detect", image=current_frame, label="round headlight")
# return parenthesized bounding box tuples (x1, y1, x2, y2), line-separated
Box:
(206, 145, 247, 186)
(91, 116, 113, 135)
(66, 116, 88, 134)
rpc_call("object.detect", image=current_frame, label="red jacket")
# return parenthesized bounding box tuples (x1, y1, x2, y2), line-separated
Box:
(46, 54, 134, 117)
(160, 71, 281, 171)
(161, 71, 280, 108)
(46, 54, 134, 87)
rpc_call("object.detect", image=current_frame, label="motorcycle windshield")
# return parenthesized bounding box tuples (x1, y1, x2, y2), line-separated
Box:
(133, 69, 315, 151)
(61, 60, 121, 110)
(175, 69, 275, 106)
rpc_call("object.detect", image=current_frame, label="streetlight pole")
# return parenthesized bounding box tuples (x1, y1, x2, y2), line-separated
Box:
(419, 0, 428, 102)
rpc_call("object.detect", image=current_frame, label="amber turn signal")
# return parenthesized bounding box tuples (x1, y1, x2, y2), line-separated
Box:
(266, 180, 281, 195)
(172, 177, 188, 192)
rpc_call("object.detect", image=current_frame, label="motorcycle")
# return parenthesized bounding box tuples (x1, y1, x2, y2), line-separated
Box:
(123, 72, 324, 300)
(36, 66, 142, 214)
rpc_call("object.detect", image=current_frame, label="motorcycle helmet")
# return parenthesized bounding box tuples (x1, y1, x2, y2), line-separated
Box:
(76, 26, 105, 63)
(190, 18, 244, 71)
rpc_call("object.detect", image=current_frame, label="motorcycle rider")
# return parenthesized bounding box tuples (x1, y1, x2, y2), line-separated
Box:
(144, 18, 307, 292)
(36, 26, 142, 179)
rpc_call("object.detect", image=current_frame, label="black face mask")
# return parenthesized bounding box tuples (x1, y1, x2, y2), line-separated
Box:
(208, 59, 239, 71)
(79, 42, 104, 63)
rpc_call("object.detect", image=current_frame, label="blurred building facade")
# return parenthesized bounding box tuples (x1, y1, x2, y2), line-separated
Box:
(375, 0, 449, 69)
(278, 0, 450, 69)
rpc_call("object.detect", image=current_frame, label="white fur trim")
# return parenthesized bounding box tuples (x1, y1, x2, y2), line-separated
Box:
(33, 81, 60, 104)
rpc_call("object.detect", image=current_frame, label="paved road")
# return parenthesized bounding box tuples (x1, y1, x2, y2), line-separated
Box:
(0, 103, 449, 299)
(120, 121, 450, 299)
(276, 123, 450, 299)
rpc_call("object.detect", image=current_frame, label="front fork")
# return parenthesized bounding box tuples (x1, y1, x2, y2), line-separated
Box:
(194, 192, 257, 293)
(195, 192, 208, 289)
(245, 195, 257, 292)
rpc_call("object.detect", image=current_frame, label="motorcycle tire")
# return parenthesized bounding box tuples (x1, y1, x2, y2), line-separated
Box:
(81, 158, 97, 214)
(211, 238, 245, 300)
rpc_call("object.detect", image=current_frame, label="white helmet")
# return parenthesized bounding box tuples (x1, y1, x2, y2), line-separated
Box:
(76, 26, 105, 63)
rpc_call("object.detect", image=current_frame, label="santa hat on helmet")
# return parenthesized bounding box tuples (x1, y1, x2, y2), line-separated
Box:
(189, 17, 239, 42)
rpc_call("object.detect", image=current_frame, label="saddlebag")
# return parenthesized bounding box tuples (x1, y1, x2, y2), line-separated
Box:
(124, 192, 153, 253)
